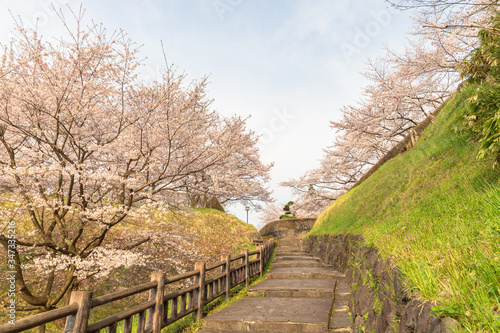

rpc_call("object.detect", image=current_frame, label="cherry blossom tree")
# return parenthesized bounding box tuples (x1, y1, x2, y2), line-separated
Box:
(257, 201, 283, 227)
(284, 1, 500, 213)
(288, 186, 332, 218)
(387, 0, 499, 66)
(0, 9, 271, 322)
(282, 2, 499, 234)
(283, 41, 458, 207)
(179, 117, 273, 209)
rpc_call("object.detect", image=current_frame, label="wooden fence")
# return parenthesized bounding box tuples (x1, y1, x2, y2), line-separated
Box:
(0, 240, 274, 333)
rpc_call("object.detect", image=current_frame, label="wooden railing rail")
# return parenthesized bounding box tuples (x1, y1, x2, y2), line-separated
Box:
(0, 239, 274, 333)
(91, 281, 158, 308)
(0, 304, 79, 333)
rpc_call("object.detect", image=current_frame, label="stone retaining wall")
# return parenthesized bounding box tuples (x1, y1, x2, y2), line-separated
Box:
(304, 234, 458, 333)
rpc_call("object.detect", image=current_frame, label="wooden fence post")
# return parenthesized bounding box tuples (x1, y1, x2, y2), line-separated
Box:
(258, 245, 264, 277)
(241, 249, 249, 288)
(263, 242, 267, 265)
(145, 273, 165, 332)
(64, 291, 92, 333)
(145, 277, 156, 330)
(221, 254, 230, 300)
(150, 272, 165, 333)
(193, 262, 206, 322)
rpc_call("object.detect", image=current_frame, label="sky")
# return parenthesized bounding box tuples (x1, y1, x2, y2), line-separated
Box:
(0, 0, 415, 227)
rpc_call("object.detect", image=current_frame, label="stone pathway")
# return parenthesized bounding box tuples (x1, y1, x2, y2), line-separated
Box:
(199, 243, 351, 333)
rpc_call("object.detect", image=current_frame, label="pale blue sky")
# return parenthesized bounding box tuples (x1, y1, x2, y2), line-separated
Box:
(0, 0, 414, 226)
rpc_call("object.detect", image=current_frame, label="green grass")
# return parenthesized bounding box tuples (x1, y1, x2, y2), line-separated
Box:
(311, 85, 500, 331)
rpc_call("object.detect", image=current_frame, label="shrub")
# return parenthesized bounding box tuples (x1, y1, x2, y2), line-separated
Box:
(459, 16, 500, 166)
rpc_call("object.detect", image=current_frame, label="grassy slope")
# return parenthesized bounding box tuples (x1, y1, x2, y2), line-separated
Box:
(311, 86, 500, 331)
(175, 208, 261, 255)
(122, 207, 260, 258)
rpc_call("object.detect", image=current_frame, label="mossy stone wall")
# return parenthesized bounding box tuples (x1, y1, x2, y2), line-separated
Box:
(304, 234, 458, 333)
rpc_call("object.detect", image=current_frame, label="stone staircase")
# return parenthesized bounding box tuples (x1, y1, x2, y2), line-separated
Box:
(198, 242, 351, 332)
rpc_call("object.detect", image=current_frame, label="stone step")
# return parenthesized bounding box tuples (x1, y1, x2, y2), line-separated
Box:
(274, 255, 320, 262)
(277, 246, 301, 250)
(275, 251, 309, 256)
(334, 280, 350, 301)
(275, 249, 301, 254)
(247, 279, 336, 298)
(329, 280, 352, 332)
(276, 246, 300, 251)
(201, 297, 332, 332)
(271, 260, 327, 268)
(267, 267, 344, 279)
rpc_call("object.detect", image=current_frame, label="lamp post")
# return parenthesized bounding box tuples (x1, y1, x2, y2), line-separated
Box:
(245, 206, 250, 224)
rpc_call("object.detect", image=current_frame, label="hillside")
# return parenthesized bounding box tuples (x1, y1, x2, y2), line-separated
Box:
(310, 85, 500, 331)
(93, 207, 261, 290)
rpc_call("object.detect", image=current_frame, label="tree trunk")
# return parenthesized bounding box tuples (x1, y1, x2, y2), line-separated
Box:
(54, 280, 76, 332)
